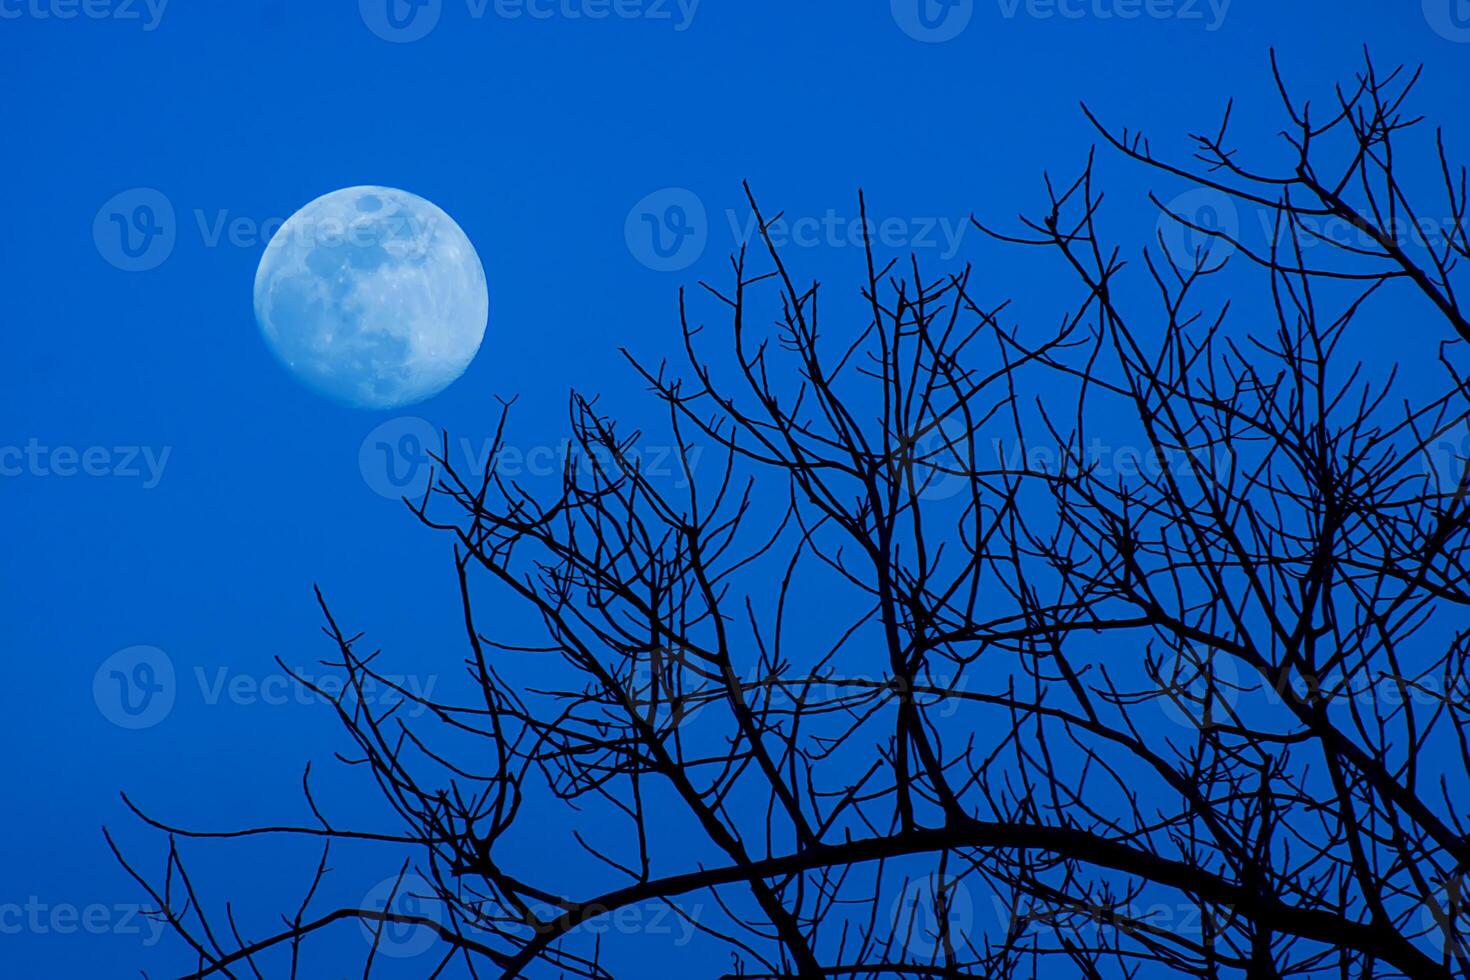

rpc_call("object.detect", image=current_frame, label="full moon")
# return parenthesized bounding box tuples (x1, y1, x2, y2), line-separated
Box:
(253, 186, 488, 409)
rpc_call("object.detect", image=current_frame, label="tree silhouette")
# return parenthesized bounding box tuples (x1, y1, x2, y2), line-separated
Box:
(116, 54, 1470, 979)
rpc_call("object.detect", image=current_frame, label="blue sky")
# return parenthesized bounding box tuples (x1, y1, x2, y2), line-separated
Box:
(3, 1, 1470, 976)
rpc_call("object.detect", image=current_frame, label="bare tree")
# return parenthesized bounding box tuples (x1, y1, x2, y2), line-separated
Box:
(115, 53, 1470, 979)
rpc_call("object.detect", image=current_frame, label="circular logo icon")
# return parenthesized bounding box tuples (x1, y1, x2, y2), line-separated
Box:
(93, 189, 176, 273)
(625, 188, 708, 272)
(1157, 647, 1240, 730)
(94, 645, 176, 730)
(1156, 188, 1240, 263)
(1418, 872, 1470, 957)
(892, 0, 974, 43)
(909, 418, 974, 502)
(890, 873, 975, 955)
(359, 417, 440, 500)
(1425, 0, 1470, 42)
(1423, 426, 1470, 496)
(360, 0, 442, 42)
(626, 651, 712, 731)
(361, 874, 441, 957)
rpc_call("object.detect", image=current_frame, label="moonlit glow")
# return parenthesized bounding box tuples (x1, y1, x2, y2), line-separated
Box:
(253, 186, 488, 409)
